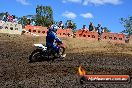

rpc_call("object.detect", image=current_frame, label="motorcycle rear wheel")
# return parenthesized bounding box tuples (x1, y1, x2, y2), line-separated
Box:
(29, 49, 42, 62)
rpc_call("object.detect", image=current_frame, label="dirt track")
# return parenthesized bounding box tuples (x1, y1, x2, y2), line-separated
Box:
(0, 33, 132, 88)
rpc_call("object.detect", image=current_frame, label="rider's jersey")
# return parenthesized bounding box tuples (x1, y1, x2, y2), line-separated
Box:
(46, 31, 61, 47)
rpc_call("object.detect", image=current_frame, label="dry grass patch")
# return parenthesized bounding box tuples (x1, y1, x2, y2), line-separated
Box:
(1, 33, 132, 54)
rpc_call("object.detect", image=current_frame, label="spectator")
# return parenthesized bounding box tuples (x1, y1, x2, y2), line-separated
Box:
(7, 14, 13, 22)
(7, 14, 10, 22)
(89, 22, 94, 31)
(12, 15, 16, 23)
(2, 14, 7, 22)
(13, 17, 18, 23)
(2, 12, 8, 22)
(96, 24, 103, 40)
(68, 20, 73, 29)
(13, 18, 18, 23)
(31, 20, 36, 26)
(27, 19, 31, 25)
(82, 25, 87, 30)
(10, 15, 13, 22)
(96, 24, 101, 34)
(58, 21, 64, 29)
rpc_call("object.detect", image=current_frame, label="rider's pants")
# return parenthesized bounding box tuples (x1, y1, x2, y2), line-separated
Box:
(46, 43, 60, 54)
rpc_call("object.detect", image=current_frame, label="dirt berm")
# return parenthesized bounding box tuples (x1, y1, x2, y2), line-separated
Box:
(0, 33, 132, 88)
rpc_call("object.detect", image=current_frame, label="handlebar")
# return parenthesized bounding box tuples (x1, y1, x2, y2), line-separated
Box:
(55, 41, 62, 44)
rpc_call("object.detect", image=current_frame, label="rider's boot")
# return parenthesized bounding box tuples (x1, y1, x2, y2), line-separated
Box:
(61, 54, 66, 58)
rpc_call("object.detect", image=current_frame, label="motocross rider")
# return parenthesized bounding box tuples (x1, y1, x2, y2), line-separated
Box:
(46, 25, 66, 58)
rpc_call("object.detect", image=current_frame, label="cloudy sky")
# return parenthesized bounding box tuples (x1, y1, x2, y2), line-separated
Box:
(0, 0, 132, 32)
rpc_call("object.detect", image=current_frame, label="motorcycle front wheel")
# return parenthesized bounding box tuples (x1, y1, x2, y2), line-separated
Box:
(52, 47, 65, 58)
(59, 47, 65, 55)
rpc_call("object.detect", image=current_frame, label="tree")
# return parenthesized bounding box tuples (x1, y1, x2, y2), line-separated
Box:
(65, 20, 77, 30)
(18, 16, 29, 27)
(26, 15, 35, 20)
(0, 12, 8, 20)
(35, 5, 54, 27)
(25, 15, 35, 19)
(103, 27, 111, 32)
(0, 12, 5, 20)
(120, 16, 132, 36)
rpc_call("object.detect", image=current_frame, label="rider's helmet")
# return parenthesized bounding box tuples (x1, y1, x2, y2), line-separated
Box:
(51, 25, 58, 33)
